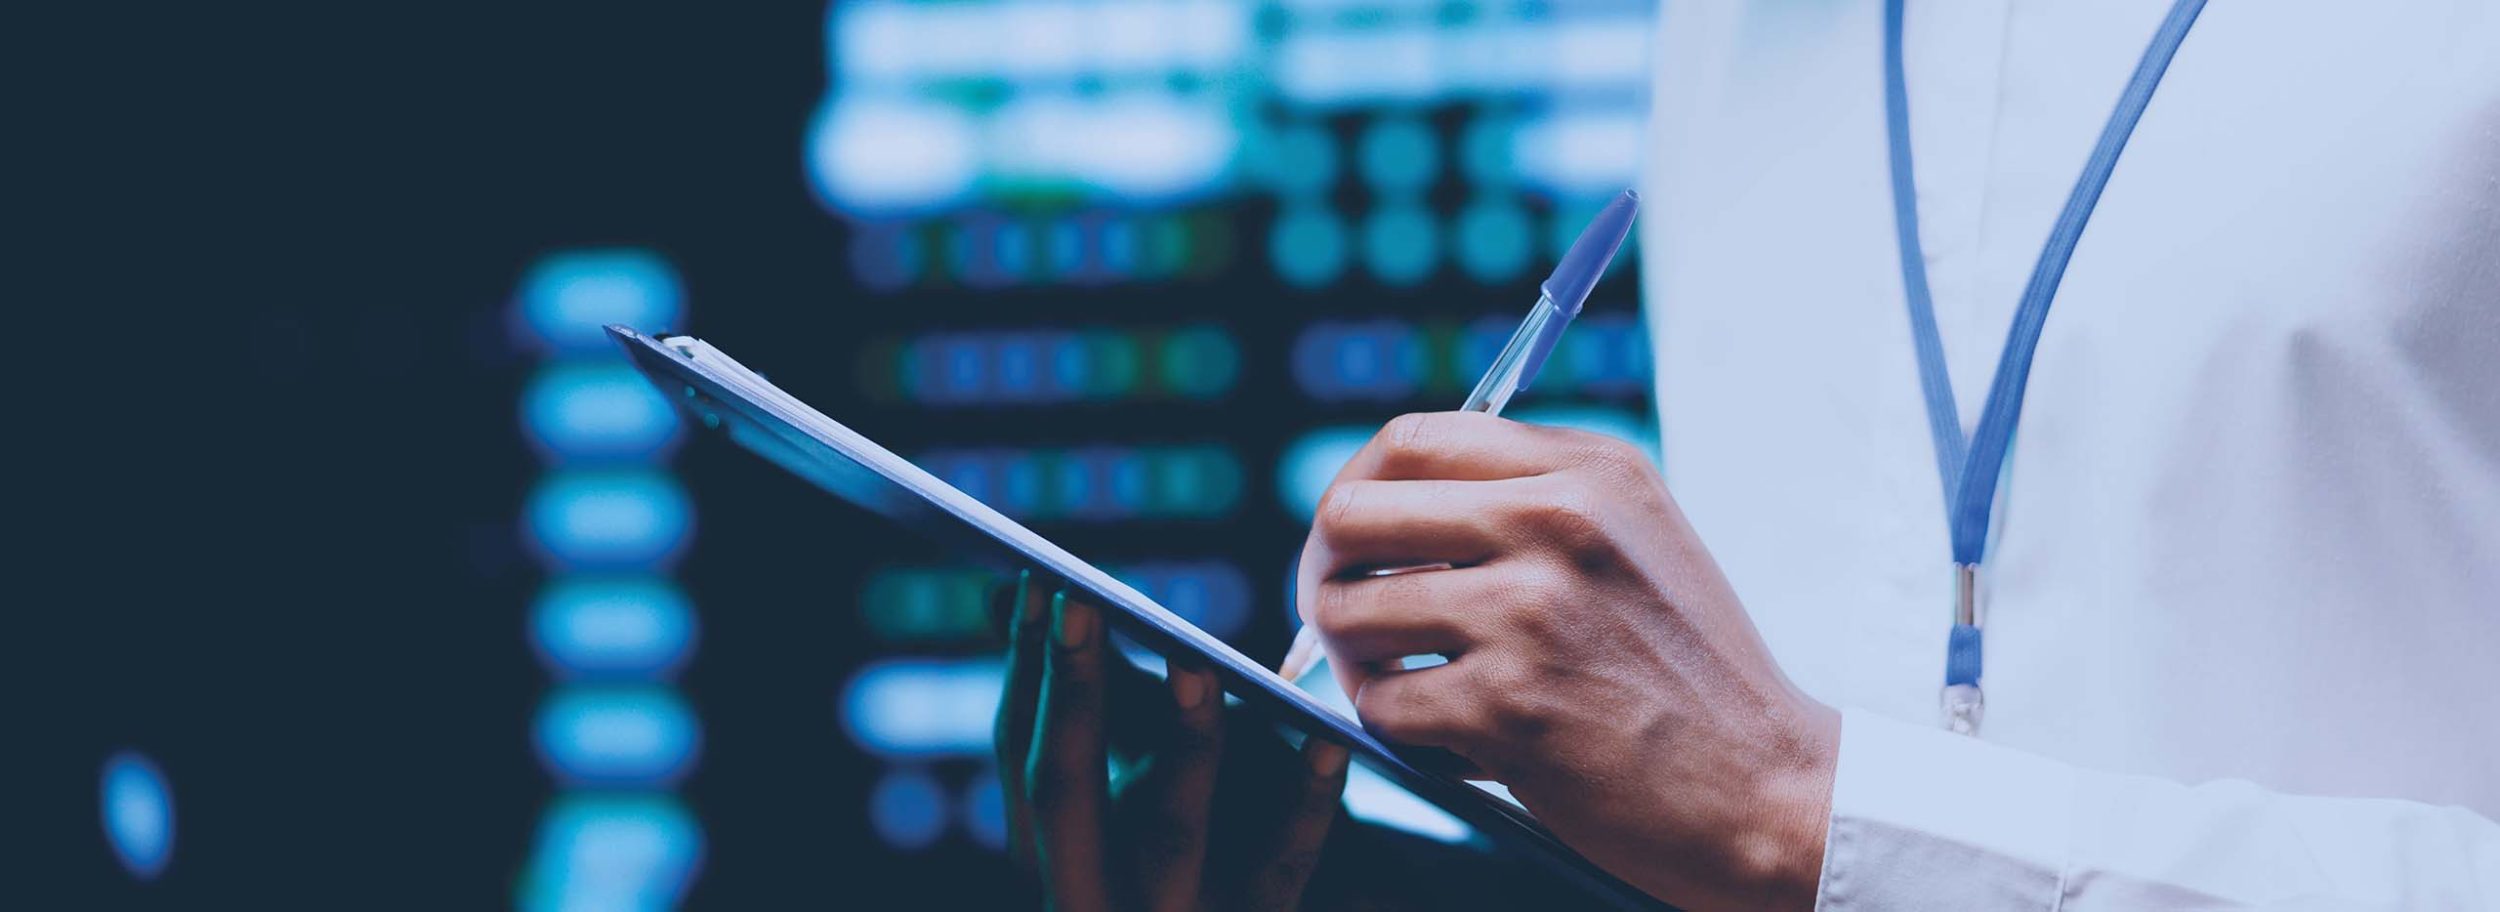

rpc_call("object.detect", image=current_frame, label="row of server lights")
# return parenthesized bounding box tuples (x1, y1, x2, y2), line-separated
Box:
(1294, 312, 1648, 401)
(1267, 190, 1612, 290)
(844, 210, 1231, 292)
(915, 444, 1245, 522)
(851, 313, 1644, 410)
(842, 658, 1016, 852)
(837, 151, 1634, 292)
(856, 325, 1240, 406)
(512, 249, 704, 910)
(810, 0, 1650, 220)
(861, 561, 1254, 647)
(1256, 103, 1639, 290)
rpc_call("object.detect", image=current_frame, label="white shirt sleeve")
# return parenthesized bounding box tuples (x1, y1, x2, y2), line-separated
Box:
(1816, 708, 2500, 910)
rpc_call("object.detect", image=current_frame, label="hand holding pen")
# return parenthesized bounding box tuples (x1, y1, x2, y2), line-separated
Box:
(1277, 189, 1640, 683)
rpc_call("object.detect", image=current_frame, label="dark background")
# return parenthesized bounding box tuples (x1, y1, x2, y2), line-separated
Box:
(15, 1, 1653, 906)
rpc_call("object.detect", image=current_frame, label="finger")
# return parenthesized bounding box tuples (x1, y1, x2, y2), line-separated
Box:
(1029, 590, 1113, 912)
(1332, 411, 1583, 484)
(1126, 662, 1224, 912)
(993, 570, 1051, 869)
(1307, 565, 1488, 670)
(1307, 478, 1522, 574)
(1242, 738, 1351, 911)
(1351, 659, 1490, 753)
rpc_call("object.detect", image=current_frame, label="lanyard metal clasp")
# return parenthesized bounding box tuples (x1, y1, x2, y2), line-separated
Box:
(1954, 562, 1980, 628)
(1941, 563, 1985, 735)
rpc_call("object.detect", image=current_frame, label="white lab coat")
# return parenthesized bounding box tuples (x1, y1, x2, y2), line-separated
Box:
(1638, 0, 2500, 908)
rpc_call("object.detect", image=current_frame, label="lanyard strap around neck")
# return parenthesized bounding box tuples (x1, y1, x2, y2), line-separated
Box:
(1882, 0, 2209, 569)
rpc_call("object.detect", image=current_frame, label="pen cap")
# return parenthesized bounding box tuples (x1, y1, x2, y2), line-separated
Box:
(1522, 189, 1638, 389)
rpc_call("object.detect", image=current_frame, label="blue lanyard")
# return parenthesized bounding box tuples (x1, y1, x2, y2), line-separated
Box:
(1882, 0, 2208, 730)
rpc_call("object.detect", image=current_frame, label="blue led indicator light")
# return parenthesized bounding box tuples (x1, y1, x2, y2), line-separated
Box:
(850, 222, 925, 292)
(516, 251, 684, 354)
(531, 579, 697, 680)
(962, 769, 1010, 851)
(1043, 217, 1089, 281)
(517, 795, 703, 912)
(868, 768, 951, 850)
(839, 659, 1007, 758)
(991, 332, 1045, 401)
(1103, 448, 1154, 518)
(523, 471, 694, 570)
(1277, 426, 1381, 520)
(1099, 216, 1142, 279)
(100, 752, 173, 881)
(521, 363, 681, 463)
(1292, 321, 1425, 402)
(992, 219, 1035, 283)
(533, 687, 702, 787)
(1116, 562, 1251, 639)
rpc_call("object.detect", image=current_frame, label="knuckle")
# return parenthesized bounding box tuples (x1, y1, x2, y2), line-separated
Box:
(1314, 480, 1365, 534)
(1477, 664, 1552, 739)
(1375, 412, 1441, 475)
(1311, 580, 1356, 637)
(1592, 433, 1649, 467)
(1518, 484, 1607, 546)
(1557, 427, 1641, 467)
(1581, 435, 1665, 494)
(1498, 571, 1573, 637)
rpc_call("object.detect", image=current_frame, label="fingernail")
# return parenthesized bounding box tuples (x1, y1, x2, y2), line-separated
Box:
(1053, 591, 1092, 648)
(1307, 739, 1349, 776)
(1171, 667, 1208, 709)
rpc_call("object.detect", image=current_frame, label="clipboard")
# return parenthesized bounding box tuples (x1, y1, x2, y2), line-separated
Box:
(609, 325, 1664, 909)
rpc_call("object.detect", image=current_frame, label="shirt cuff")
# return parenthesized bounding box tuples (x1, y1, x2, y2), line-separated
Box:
(1815, 707, 2078, 911)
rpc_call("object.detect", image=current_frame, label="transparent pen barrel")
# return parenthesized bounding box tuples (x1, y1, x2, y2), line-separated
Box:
(1460, 294, 1561, 415)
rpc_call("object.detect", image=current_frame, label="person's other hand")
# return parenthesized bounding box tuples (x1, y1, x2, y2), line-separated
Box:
(994, 572, 1353, 911)
(1297, 411, 1840, 911)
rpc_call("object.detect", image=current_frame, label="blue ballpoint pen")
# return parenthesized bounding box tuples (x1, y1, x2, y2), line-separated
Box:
(1278, 189, 1641, 682)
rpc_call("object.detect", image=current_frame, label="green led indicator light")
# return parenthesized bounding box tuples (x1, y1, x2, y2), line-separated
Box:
(1259, 123, 1339, 196)
(1363, 200, 1440, 287)
(1083, 331, 1141, 397)
(1457, 196, 1533, 284)
(1271, 203, 1349, 288)
(1359, 117, 1440, 194)
(1158, 326, 1240, 399)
